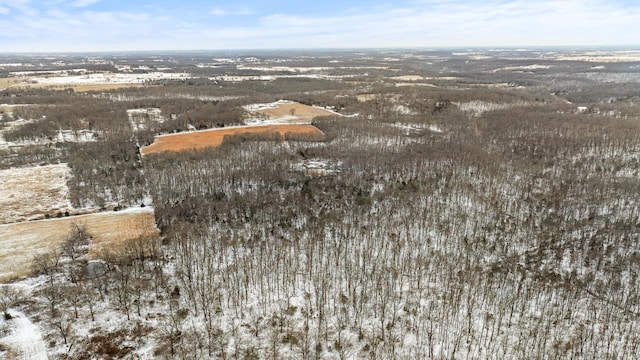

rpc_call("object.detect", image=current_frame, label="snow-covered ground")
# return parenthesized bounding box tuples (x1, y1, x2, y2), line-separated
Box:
(392, 104, 417, 115)
(0, 309, 48, 360)
(453, 100, 530, 117)
(237, 65, 389, 72)
(0, 118, 33, 148)
(242, 100, 295, 113)
(389, 75, 460, 81)
(15, 71, 191, 86)
(291, 159, 342, 175)
(96, 93, 243, 102)
(0, 120, 99, 148)
(392, 122, 444, 134)
(54, 129, 98, 143)
(244, 115, 300, 125)
(127, 108, 165, 131)
(212, 74, 353, 81)
(492, 64, 553, 72)
(554, 50, 640, 62)
(243, 100, 342, 125)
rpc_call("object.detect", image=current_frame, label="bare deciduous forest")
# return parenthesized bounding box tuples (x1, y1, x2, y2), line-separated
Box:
(1, 49, 639, 359)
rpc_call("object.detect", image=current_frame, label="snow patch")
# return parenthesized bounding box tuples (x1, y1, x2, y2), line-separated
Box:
(392, 104, 417, 115)
(454, 100, 529, 117)
(492, 64, 552, 72)
(392, 122, 444, 134)
(292, 159, 341, 176)
(0, 310, 48, 360)
(127, 108, 165, 131)
(243, 100, 341, 125)
(242, 100, 295, 113)
(23, 71, 191, 86)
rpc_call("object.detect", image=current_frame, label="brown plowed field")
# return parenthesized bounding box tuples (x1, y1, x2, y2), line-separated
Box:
(141, 124, 325, 156)
(0, 208, 159, 282)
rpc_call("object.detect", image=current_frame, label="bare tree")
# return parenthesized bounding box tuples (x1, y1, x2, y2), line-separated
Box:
(0, 286, 21, 319)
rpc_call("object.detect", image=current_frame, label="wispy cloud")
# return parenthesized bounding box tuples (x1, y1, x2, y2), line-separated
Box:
(0, 0, 639, 52)
(2, 0, 38, 16)
(243, 0, 640, 48)
(72, 0, 100, 8)
(210, 7, 253, 17)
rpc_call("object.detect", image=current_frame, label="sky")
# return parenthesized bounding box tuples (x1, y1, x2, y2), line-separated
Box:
(0, 0, 639, 52)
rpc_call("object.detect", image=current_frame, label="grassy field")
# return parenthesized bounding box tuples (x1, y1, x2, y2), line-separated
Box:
(0, 104, 30, 114)
(141, 124, 325, 155)
(0, 78, 23, 89)
(247, 102, 336, 123)
(0, 164, 158, 282)
(0, 164, 73, 224)
(0, 76, 147, 92)
(0, 208, 159, 282)
(11, 82, 144, 92)
(26, 83, 146, 92)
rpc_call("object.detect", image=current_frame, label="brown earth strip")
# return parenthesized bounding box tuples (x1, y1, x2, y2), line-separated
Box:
(141, 124, 325, 155)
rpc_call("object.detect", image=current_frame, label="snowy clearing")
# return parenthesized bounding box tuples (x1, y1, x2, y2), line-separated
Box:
(555, 51, 640, 62)
(5, 71, 191, 92)
(1, 121, 99, 149)
(392, 122, 444, 134)
(0, 118, 34, 148)
(292, 159, 342, 176)
(392, 104, 417, 115)
(0, 104, 35, 115)
(492, 64, 553, 72)
(0, 310, 48, 360)
(237, 65, 389, 72)
(212, 74, 352, 81)
(356, 93, 377, 102)
(453, 100, 531, 117)
(13, 71, 190, 85)
(389, 75, 425, 81)
(243, 100, 340, 125)
(395, 82, 437, 87)
(127, 108, 165, 131)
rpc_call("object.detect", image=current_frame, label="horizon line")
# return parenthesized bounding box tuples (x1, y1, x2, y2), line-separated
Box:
(2, 45, 640, 56)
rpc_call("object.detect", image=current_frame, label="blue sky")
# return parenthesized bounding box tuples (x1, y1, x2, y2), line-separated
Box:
(1, 0, 639, 52)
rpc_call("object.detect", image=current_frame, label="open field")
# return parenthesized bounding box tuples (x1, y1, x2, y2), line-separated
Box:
(0, 104, 34, 115)
(0, 78, 23, 89)
(389, 75, 425, 81)
(356, 93, 377, 102)
(0, 164, 73, 224)
(1, 77, 146, 92)
(21, 83, 147, 92)
(2, 71, 189, 92)
(0, 207, 159, 282)
(244, 101, 338, 124)
(141, 124, 325, 155)
(395, 82, 437, 87)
